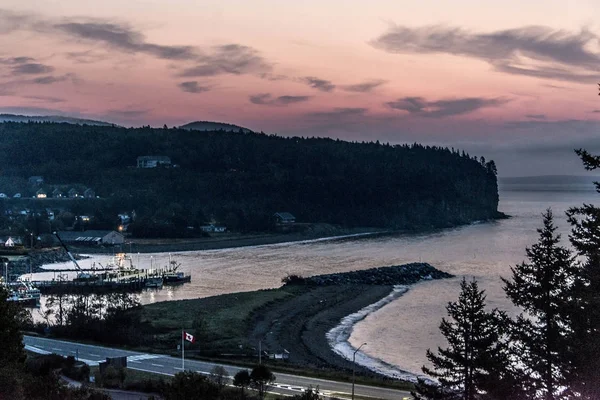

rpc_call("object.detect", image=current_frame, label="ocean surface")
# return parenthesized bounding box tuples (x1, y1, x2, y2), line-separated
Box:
(30, 181, 598, 380)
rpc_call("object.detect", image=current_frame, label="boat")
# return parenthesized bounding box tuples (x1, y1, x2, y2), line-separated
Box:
(145, 276, 163, 288)
(163, 271, 191, 285)
(5, 281, 41, 307)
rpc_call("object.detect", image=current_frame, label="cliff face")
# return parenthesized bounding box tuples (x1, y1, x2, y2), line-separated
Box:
(0, 123, 501, 231)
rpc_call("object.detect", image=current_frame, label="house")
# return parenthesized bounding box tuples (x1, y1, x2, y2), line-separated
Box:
(68, 188, 80, 198)
(200, 224, 227, 233)
(56, 230, 125, 246)
(83, 188, 95, 199)
(274, 212, 296, 224)
(4, 237, 14, 247)
(35, 189, 47, 199)
(28, 176, 44, 186)
(52, 188, 64, 198)
(137, 156, 171, 168)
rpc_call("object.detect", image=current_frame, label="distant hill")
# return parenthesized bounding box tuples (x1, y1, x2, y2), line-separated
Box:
(179, 121, 253, 133)
(0, 122, 501, 233)
(0, 114, 114, 126)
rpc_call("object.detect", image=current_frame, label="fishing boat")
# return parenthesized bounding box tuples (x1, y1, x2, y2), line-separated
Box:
(163, 271, 191, 284)
(145, 276, 163, 288)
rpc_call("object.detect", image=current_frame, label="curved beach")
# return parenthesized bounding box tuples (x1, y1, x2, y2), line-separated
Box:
(326, 285, 423, 382)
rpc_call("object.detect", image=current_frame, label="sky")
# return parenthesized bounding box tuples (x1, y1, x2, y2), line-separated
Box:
(0, 1, 599, 176)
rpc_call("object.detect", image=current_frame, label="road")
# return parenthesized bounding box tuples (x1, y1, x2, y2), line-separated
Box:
(24, 335, 412, 399)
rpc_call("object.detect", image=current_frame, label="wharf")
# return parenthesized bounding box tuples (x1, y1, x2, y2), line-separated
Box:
(32, 277, 147, 294)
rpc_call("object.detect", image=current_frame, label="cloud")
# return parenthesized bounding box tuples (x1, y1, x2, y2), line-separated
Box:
(0, 9, 35, 34)
(65, 50, 109, 64)
(0, 10, 273, 79)
(178, 81, 210, 93)
(179, 44, 271, 77)
(249, 93, 311, 106)
(0, 56, 35, 65)
(341, 80, 387, 93)
(306, 107, 368, 119)
(386, 96, 507, 118)
(54, 22, 197, 60)
(30, 74, 73, 84)
(11, 63, 54, 75)
(24, 95, 65, 103)
(592, 110, 600, 114)
(526, 114, 546, 120)
(371, 25, 600, 83)
(302, 77, 335, 92)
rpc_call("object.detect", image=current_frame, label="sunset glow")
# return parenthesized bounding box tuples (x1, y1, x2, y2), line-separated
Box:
(1, 1, 599, 175)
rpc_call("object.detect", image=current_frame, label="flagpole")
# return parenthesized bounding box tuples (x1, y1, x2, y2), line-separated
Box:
(182, 328, 185, 370)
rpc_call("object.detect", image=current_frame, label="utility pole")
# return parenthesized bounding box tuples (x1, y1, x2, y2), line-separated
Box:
(352, 343, 367, 400)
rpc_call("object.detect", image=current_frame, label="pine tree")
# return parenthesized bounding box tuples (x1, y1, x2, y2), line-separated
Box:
(566, 204, 600, 398)
(413, 278, 512, 400)
(565, 148, 600, 397)
(502, 209, 577, 399)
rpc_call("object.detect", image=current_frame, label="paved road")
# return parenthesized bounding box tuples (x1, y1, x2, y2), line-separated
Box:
(24, 336, 412, 399)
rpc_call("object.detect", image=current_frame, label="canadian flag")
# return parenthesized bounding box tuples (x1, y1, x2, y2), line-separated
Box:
(183, 331, 195, 343)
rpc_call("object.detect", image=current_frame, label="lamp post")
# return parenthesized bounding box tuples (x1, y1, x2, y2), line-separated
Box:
(352, 343, 367, 400)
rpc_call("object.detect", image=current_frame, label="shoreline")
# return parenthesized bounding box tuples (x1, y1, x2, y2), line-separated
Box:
(68, 227, 391, 254)
(326, 285, 422, 382)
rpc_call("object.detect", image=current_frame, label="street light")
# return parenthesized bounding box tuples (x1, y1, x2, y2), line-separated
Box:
(352, 342, 367, 400)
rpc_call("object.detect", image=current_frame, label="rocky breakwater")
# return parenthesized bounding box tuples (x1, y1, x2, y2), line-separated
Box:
(293, 262, 453, 286)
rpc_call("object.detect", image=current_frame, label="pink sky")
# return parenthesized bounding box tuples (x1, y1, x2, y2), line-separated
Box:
(0, 1, 599, 175)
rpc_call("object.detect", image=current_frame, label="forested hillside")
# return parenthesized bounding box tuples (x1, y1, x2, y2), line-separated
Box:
(0, 122, 501, 233)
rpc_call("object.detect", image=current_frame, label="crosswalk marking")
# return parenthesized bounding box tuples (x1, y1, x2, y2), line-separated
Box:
(127, 354, 164, 362)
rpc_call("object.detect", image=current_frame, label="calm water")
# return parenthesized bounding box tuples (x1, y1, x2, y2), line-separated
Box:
(32, 184, 597, 378)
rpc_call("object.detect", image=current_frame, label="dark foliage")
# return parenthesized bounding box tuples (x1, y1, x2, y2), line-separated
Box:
(503, 209, 577, 399)
(250, 364, 275, 399)
(413, 278, 515, 400)
(0, 122, 500, 234)
(565, 147, 600, 398)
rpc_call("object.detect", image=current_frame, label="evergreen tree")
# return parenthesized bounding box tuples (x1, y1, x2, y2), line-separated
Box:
(564, 147, 600, 397)
(413, 278, 512, 400)
(0, 285, 28, 365)
(502, 209, 577, 399)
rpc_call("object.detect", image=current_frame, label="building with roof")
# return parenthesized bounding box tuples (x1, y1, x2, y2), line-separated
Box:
(137, 156, 171, 168)
(273, 212, 296, 224)
(56, 230, 125, 246)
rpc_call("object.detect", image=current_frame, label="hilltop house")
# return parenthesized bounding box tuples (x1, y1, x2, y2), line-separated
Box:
(56, 230, 125, 246)
(35, 189, 47, 199)
(52, 188, 64, 198)
(137, 156, 171, 168)
(274, 212, 296, 224)
(83, 188, 95, 198)
(68, 188, 79, 198)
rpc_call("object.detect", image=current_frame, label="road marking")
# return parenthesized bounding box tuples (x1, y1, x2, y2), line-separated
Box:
(129, 361, 141, 364)
(174, 367, 183, 370)
(51, 348, 62, 351)
(69, 351, 76, 354)
(128, 354, 164, 361)
(90, 354, 101, 357)
(151, 363, 164, 367)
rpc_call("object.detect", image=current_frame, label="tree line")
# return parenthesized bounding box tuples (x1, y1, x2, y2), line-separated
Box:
(0, 122, 501, 234)
(413, 147, 600, 399)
